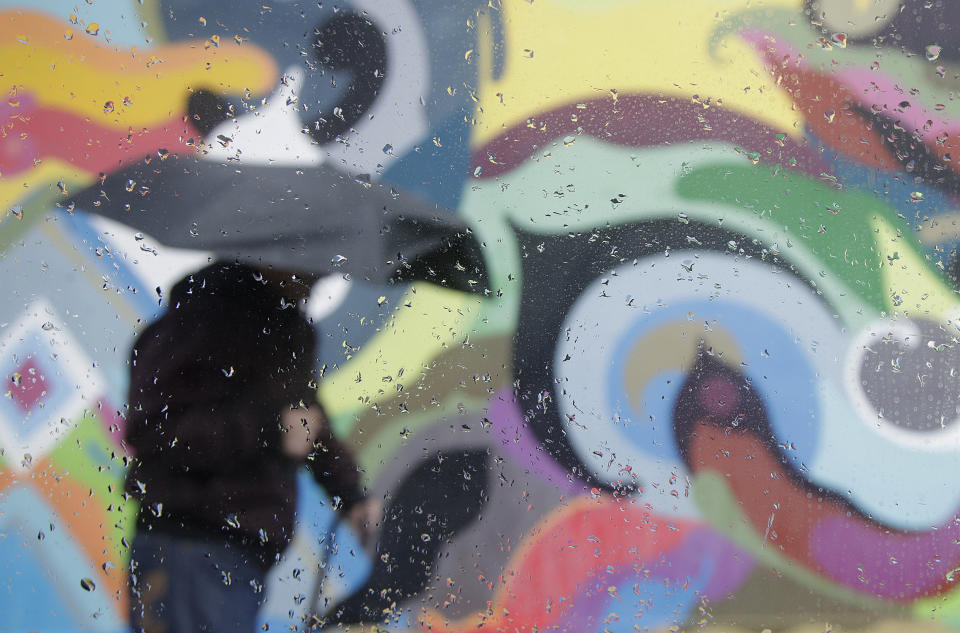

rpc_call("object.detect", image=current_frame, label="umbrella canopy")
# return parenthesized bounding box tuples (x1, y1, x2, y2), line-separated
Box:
(67, 157, 487, 293)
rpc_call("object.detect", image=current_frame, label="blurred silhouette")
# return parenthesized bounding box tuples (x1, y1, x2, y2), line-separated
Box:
(124, 262, 375, 633)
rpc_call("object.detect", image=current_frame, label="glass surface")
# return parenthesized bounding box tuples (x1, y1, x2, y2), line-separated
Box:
(2, 1, 959, 631)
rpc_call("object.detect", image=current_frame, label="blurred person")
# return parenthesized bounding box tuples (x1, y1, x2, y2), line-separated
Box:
(124, 262, 377, 633)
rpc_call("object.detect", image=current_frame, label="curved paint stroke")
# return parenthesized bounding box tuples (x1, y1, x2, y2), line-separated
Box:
(472, 95, 826, 180)
(421, 496, 730, 633)
(677, 357, 960, 601)
(743, 30, 960, 193)
(1, 10, 277, 128)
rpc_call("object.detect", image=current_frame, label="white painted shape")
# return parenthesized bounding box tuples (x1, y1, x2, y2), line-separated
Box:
(306, 275, 353, 322)
(202, 66, 328, 167)
(89, 215, 211, 301)
(0, 298, 104, 469)
(320, 0, 431, 176)
(199, 0, 430, 177)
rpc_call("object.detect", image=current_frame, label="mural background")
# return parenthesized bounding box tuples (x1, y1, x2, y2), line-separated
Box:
(4, 0, 960, 631)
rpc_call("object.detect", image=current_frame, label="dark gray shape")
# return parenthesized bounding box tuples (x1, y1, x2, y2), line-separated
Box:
(66, 157, 487, 293)
(859, 319, 960, 432)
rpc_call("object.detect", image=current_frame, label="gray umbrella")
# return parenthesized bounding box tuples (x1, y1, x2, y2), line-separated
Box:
(67, 157, 487, 293)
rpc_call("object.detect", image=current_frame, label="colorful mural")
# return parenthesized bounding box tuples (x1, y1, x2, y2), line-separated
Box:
(5, 0, 960, 631)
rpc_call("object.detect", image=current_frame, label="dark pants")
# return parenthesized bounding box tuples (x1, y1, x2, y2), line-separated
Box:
(129, 532, 266, 633)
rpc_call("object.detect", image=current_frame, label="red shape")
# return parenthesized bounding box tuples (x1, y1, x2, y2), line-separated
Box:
(0, 94, 200, 179)
(10, 357, 47, 413)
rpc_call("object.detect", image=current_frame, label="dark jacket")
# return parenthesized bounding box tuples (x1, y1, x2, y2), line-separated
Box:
(124, 263, 361, 567)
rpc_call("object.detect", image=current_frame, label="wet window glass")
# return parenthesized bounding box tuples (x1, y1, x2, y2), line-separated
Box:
(3, 1, 959, 632)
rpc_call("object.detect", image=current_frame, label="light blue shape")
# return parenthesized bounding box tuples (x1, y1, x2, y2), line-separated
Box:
(0, 536, 80, 632)
(597, 557, 713, 633)
(609, 301, 820, 470)
(0, 487, 123, 632)
(258, 470, 372, 632)
(0, 1, 151, 47)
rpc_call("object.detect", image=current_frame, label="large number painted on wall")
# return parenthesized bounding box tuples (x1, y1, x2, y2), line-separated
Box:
(4, 1, 960, 631)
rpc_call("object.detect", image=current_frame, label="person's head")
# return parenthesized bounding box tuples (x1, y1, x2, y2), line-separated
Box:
(254, 266, 320, 303)
(170, 262, 321, 309)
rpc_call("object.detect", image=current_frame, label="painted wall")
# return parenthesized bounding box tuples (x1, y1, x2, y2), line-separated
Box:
(4, 0, 960, 631)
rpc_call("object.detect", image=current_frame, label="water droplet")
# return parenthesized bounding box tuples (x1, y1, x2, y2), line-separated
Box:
(125, 180, 137, 192)
(831, 32, 847, 48)
(84, 23, 100, 36)
(382, 144, 393, 155)
(225, 514, 240, 529)
(910, 191, 925, 202)
(150, 502, 163, 517)
(926, 45, 942, 61)
(63, 29, 74, 40)
(41, 321, 55, 331)
(331, 255, 348, 266)
(103, 101, 114, 114)
(824, 109, 836, 123)
(80, 578, 96, 591)
(37, 530, 45, 541)
(11, 206, 23, 220)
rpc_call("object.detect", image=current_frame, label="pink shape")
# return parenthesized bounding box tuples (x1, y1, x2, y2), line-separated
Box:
(811, 512, 960, 599)
(10, 357, 47, 413)
(834, 67, 960, 142)
(741, 29, 960, 145)
(95, 397, 129, 452)
(697, 374, 740, 416)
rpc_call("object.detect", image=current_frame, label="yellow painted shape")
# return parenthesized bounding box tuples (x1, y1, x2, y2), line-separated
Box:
(472, 0, 803, 147)
(873, 215, 959, 318)
(2, 10, 276, 128)
(0, 159, 85, 218)
(319, 283, 474, 417)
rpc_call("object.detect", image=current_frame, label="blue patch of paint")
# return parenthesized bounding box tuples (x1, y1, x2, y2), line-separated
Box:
(381, 111, 475, 210)
(609, 301, 820, 470)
